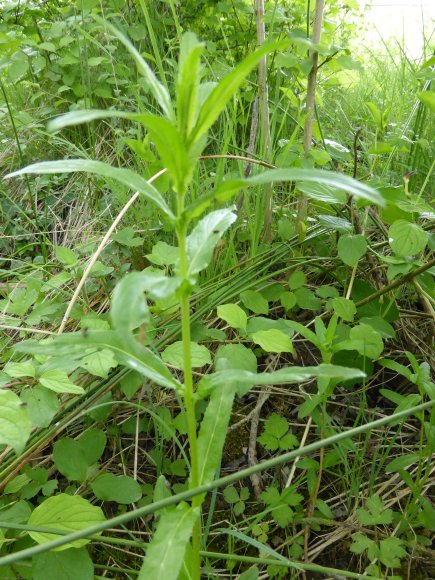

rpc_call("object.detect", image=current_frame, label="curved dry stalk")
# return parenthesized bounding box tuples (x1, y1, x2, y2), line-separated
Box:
(57, 168, 167, 334)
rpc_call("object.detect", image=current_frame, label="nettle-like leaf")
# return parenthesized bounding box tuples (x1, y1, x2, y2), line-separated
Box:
(261, 486, 303, 528)
(357, 495, 394, 526)
(0, 389, 32, 454)
(28, 494, 105, 550)
(258, 413, 299, 451)
(20, 386, 59, 429)
(186, 208, 237, 277)
(138, 503, 200, 580)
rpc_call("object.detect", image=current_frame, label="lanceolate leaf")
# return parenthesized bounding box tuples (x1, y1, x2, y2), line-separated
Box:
(190, 41, 287, 145)
(138, 503, 199, 580)
(197, 364, 366, 398)
(15, 332, 181, 392)
(186, 208, 237, 276)
(177, 33, 204, 139)
(93, 16, 174, 121)
(196, 382, 237, 486)
(5, 160, 174, 220)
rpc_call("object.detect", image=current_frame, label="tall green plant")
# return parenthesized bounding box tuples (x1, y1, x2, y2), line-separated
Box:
(5, 20, 386, 579)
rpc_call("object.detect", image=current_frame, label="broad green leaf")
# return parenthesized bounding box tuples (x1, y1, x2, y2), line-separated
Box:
(41, 271, 73, 292)
(162, 341, 211, 369)
(288, 270, 306, 290)
(337, 234, 367, 267)
(240, 290, 269, 315)
(385, 453, 419, 473)
(146, 242, 179, 266)
(55, 246, 78, 266)
(39, 370, 84, 395)
(251, 329, 293, 353)
(418, 91, 435, 113)
(5, 160, 174, 220)
(336, 323, 384, 359)
(214, 343, 257, 374)
(280, 291, 297, 311)
(350, 533, 377, 557)
(28, 494, 105, 550)
(196, 382, 236, 486)
(332, 297, 356, 321)
(0, 389, 32, 454)
(112, 227, 144, 247)
(79, 348, 118, 378)
(318, 214, 352, 232)
(53, 438, 89, 482)
(138, 503, 199, 580)
(186, 208, 237, 277)
(20, 387, 59, 429)
(78, 429, 107, 466)
(47, 109, 147, 131)
(247, 317, 294, 338)
(294, 287, 322, 310)
(217, 303, 247, 332)
(33, 547, 94, 580)
(190, 41, 287, 145)
(113, 272, 181, 329)
(93, 17, 174, 121)
(4, 361, 36, 378)
(360, 316, 396, 339)
(388, 220, 428, 256)
(91, 473, 142, 504)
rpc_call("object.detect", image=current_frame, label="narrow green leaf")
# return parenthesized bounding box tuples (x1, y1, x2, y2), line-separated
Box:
(5, 160, 174, 220)
(0, 389, 32, 454)
(15, 332, 181, 392)
(196, 382, 237, 486)
(191, 41, 287, 145)
(247, 169, 384, 206)
(138, 503, 199, 580)
(94, 16, 174, 120)
(177, 33, 204, 139)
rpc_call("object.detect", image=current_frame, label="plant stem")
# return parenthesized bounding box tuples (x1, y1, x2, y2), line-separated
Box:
(177, 219, 201, 578)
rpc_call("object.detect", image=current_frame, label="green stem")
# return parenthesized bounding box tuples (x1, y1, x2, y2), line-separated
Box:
(177, 219, 201, 578)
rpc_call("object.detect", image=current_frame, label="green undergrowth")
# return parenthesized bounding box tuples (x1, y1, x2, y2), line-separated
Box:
(0, 1, 434, 579)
